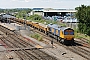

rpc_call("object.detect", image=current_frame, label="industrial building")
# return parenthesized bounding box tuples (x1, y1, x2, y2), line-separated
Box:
(31, 8, 76, 17)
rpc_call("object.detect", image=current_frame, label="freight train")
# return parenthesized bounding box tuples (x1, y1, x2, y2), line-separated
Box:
(9, 18, 74, 45)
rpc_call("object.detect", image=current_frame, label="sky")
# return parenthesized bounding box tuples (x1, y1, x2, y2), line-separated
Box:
(0, 0, 90, 9)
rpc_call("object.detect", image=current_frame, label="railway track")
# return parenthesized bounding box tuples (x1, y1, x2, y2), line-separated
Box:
(4, 19, 90, 60)
(30, 25, 90, 60)
(67, 46, 90, 60)
(0, 24, 57, 60)
(15, 50, 40, 60)
(75, 38, 90, 48)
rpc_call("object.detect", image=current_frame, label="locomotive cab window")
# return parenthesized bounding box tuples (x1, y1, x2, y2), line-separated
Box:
(64, 31, 68, 35)
(70, 31, 74, 35)
(64, 29, 74, 35)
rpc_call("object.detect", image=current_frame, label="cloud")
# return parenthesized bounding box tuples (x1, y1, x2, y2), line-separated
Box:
(12, 0, 31, 2)
(41, 0, 56, 2)
(12, 0, 16, 1)
(25, 0, 30, 2)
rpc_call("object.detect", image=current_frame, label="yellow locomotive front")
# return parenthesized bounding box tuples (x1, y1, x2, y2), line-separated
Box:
(64, 28, 74, 40)
(59, 27, 74, 44)
(60, 28, 74, 44)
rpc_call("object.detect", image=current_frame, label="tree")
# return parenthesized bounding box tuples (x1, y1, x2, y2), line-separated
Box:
(29, 14, 42, 20)
(75, 5, 90, 36)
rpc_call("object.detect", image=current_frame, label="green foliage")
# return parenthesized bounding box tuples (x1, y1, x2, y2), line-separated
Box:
(75, 5, 90, 36)
(30, 33, 43, 41)
(0, 8, 32, 18)
(29, 14, 42, 20)
(28, 14, 63, 25)
(0, 9, 4, 13)
(15, 9, 32, 18)
(38, 36, 42, 41)
(28, 18, 66, 26)
(87, 40, 90, 44)
(74, 28, 78, 38)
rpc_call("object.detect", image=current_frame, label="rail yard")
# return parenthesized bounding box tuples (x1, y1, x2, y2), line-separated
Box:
(0, 23, 57, 60)
(0, 16, 89, 60)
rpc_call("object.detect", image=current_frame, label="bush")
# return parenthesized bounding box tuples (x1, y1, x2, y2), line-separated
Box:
(29, 14, 42, 20)
(75, 5, 90, 36)
(87, 40, 90, 44)
(38, 36, 43, 41)
(30, 33, 43, 41)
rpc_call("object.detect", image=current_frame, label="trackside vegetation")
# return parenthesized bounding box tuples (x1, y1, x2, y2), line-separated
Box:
(30, 33, 43, 41)
(75, 5, 90, 44)
(28, 14, 42, 20)
(27, 14, 66, 26)
(75, 5, 90, 36)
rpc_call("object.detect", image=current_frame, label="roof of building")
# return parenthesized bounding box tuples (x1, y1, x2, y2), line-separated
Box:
(32, 8, 76, 12)
(32, 8, 43, 11)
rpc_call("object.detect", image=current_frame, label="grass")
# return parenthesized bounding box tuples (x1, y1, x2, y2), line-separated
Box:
(30, 33, 43, 41)
(74, 29, 90, 44)
(76, 34, 90, 44)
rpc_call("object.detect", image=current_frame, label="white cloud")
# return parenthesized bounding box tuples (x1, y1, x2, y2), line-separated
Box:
(12, 0, 31, 2)
(12, 0, 16, 1)
(25, 0, 30, 2)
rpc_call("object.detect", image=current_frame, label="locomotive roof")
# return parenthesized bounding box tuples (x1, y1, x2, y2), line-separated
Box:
(47, 24, 73, 31)
(48, 24, 58, 28)
(61, 27, 73, 31)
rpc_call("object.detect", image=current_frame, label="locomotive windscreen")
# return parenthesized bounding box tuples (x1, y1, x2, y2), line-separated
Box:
(64, 29, 74, 35)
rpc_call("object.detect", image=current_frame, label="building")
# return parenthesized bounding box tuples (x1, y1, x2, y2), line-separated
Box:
(31, 8, 76, 17)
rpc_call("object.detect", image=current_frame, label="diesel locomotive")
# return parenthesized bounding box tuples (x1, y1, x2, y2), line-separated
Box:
(47, 24, 74, 44)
